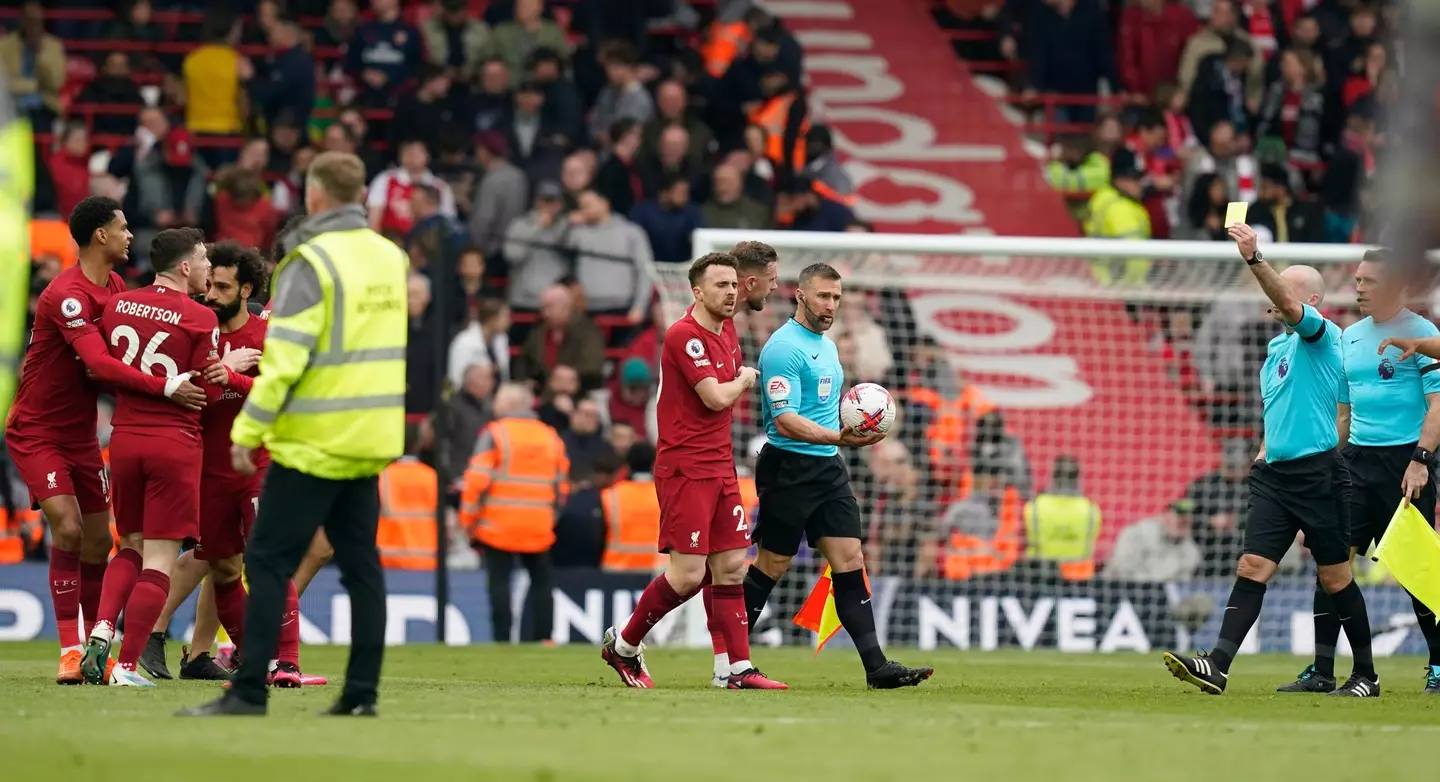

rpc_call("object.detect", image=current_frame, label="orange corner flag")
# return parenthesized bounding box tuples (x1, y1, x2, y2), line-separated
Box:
(793, 565, 870, 655)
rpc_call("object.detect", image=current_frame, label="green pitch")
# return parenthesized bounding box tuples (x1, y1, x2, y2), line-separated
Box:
(2, 643, 1438, 781)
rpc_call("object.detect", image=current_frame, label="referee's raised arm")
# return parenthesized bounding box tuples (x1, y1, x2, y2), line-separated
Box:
(1228, 223, 1321, 334)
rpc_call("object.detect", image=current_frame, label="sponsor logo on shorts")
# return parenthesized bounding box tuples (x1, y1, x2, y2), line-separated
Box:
(45, 471, 57, 489)
(685, 338, 705, 359)
(818, 376, 833, 402)
(690, 530, 700, 548)
(766, 376, 790, 402)
(60, 297, 83, 319)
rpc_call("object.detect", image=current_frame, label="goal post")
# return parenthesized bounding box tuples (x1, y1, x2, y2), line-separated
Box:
(652, 230, 1434, 657)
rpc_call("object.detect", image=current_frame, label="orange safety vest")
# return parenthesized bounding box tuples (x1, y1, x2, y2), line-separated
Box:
(941, 486, 1022, 580)
(460, 416, 569, 554)
(812, 179, 857, 207)
(600, 478, 664, 572)
(908, 386, 995, 495)
(0, 507, 42, 563)
(738, 476, 758, 519)
(749, 92, 808, 170)
(702, 21, 751, 78)
(377, 459, 439, 570)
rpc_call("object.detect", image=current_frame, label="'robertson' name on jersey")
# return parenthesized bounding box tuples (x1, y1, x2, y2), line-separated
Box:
(759, 318, 844, 457)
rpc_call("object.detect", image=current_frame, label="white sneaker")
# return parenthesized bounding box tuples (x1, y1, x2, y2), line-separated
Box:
(110, 664, 156, 687)
(711, 673, 729, 688)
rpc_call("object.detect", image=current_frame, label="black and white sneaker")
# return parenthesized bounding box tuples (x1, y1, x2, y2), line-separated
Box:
(1276, 664, 1336, 693)
(1162, 651, 1227, 695)
(1327, 673, 1380, 698)
(138, 632, 173, 680)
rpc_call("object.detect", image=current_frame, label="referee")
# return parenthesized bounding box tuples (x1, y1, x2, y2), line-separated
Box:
(1164, 225, 1378, 697)
(744, 263, 933, 689)
(182, 152, 410, 717)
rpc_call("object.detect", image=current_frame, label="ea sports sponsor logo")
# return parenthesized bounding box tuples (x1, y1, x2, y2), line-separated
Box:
(766, 376, 790, 401)
(685, 338, 705, 358)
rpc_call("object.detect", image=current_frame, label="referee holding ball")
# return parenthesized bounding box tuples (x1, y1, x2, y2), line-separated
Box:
(1163, 224, 1378, 697)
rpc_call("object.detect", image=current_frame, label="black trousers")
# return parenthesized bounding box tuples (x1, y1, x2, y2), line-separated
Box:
(233, 463, 386, 708)
(479, 545, 553, 643)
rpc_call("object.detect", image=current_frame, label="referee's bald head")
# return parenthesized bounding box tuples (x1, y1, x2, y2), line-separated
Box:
(1281, 264, 1326, 306)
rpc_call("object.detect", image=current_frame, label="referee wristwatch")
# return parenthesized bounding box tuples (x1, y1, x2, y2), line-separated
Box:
(1245, 250, 1264, 266)
(1414, 447, 1435, 467)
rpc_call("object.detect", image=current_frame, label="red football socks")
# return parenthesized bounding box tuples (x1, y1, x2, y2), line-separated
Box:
(702, 585, 727, 656)
(49, 547, 82, 648)
(117, 570, 170, 667)
(621, 574, 685, 648)
(94, 548, 142, 630)
(276, 581, 301, 666)
(79, 560, 107, 637)
(711, 583, 751, 668)
(213, 577, 247, 657)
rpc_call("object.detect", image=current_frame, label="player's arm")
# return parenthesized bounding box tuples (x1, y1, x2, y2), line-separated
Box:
(232, 257, 326, 448)
(1254, 438, 1266, 464)
(764, 345, 881, 447)
(65, 303, 204, 409)
(665, 326, 754, 412)
(1403, 349, 1440, 498)
(1229, 223, 1309, 330)
(1378, 336, 1440, 361)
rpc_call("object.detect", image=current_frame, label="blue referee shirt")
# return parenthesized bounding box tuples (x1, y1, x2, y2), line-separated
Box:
(1340, 309, 1440, 446)
(759, 319, 844, 457)
(1261, 304, 1345, 462)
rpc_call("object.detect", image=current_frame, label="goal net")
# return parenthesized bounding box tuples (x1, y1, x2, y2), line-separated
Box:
(650, 228, 1435, 658)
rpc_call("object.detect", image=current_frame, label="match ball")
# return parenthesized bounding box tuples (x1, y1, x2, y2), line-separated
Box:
(840, 383, 896, 436)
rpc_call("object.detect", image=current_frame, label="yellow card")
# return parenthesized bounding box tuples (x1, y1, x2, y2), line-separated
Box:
(1224, 201, 1249, 227)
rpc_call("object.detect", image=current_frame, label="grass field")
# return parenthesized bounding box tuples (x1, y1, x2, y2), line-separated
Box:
(2, 642, 1438, 781)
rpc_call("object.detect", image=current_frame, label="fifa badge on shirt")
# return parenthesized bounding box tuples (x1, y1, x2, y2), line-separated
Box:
(818, 376, 833, 402)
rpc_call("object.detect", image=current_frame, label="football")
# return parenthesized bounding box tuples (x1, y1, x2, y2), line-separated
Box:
(840, 383, 897, 435)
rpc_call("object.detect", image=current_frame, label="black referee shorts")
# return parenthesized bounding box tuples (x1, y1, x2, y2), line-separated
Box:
(1344, 442, 1437, 550)
(753, 444, 863, 557)
(1244, 450, 1351, 567)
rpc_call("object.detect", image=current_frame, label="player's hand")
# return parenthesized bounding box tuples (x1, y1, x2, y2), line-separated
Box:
(837, 426, 885, 447)
(203, 363, 231, 386)
(231, 444, 257, 476)
(169, 372, 207, 411)
(1403, 460, 1429, 501)
(1227, 223, 1259, 260)
(1379, 337, 1419, 360)
(737, 366, 759, 389)
(220, 345, 262, 374)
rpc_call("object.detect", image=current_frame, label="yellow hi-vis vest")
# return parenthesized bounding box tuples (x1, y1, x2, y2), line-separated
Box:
(232, 205, 409, 479)
(1023, 493, 1101, 580)
(0, 72, 32, 426)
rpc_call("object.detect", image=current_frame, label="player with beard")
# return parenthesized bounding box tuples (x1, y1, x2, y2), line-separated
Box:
(5, 197, 207, 684)
(601, 252, 786, 689)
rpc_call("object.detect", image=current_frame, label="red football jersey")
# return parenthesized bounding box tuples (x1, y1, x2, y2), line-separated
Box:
(201, 312, 271, 478)
(654, 308, 743, 479)
(6, 264, 127, 445)
(101, 284, 220, 440)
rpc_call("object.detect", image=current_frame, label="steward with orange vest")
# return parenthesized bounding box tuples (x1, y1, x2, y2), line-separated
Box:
(600, 443, 664, 573)
(748, 69, 809, 175)
(376, 457, 438, 570)
(460, 384, 569, 643)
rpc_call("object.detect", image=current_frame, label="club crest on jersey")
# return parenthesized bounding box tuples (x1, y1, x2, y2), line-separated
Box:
(818, 376, 833, 402)
(1379, 357, 1395, 380)
(212, 327, 220, 347)
(685, 338, 705, 359)
(766, 376, 790, 401)
(60, 297, 82, 319)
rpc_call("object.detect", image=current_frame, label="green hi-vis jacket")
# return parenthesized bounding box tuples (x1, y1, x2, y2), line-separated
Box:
(0, 71, 32, 427)
(231, 205, 410, 479)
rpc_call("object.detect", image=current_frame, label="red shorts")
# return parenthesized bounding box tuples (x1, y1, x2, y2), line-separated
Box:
(5, 436, 110, 514)
(654, 465, 750, 555)
(110, 431, 201, 541)
(196, 477, 259, 561)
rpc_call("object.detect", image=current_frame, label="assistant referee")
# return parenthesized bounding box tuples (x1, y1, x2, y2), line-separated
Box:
(182, 151, 410, 717)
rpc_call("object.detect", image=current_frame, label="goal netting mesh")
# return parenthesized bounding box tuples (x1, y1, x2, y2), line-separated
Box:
(650, 228, 1435, 658)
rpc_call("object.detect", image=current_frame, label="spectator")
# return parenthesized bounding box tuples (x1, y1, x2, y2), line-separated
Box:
(471, 57, 514, 134)
(514, 284, 606, 391)
(47, 126, 93, 220)
(552, 446, 622, 568)
(1342, 41, 1387, 109)
(1047, 135, 1111, 210)
(1182, 120, 1257, 209)
(406, 183, 469, 275)
(347, 0, 423, 107)
(183, 10, 250, 150)
(528, 47, 586, 145)
(494, 0, 572, 78)
(1123, 111, 1181, 238)
(432, 126, 480, 216)
(1255, 48, 1326, 163)
(469, 132, 530, 263)
(863, 440, 934, 577)
(252, 21, 316, 132)
(452, 246, 489, 325)
(594, 119, 644, 216)
(316, 0, 360, 50)
(1321, 109, 1377, 225)
(608, 421, 639, 459)
(368, 139, 458, 237)
(1176, 0, 1265, 110)
(1271, 13, 1322, 83)
(1021, 455, 1102, 579)
(447, 362, 497, 489)
(609, 357, 653, 442)
(242, 0, 283, 46)
(78, 52, 148, 138)
(1158, 81, 1199, 154)
(972, 411, 1032, 497)
(448, 297, 512, 390)
(568, 189, 654, 324)
(831, 292, 894, 383)
(776, 175, 854, 232)
(104, 0, 164, 73)
(537, 363, 581, 431)
(590, 41, 655, 143)
(326, 110, 383, 188)
(1185, 438, 1252, 576)
(562, 398, 610, 478)
(1249, 163, 1324, 244)
(504, 181, 572, 311)
(1181, 172, 1231, 240)
(802, 125, 855, 203)
(702, 164, 771, 230)
(422, 0, 496, 84)
(508, 79, 570, 184)
(211, 166, 278, 251)
(718, 22, 805, 120)
(561, 149, 597, 204)
(405, 271, 441, 414)
(1021, 0, 1117, 124)
(389, 66, 465, 151)
(630, 174, 702, 264)
(1105, 498, 1202, 581)
(107, 107, 209, 255)
(265, 111, 306, 176)
(0, 1, 65, 127)
(1325, 3, 1377, 97)
(271, 143, 312, 217)
(749, 69, 809, 175)
(1187, 38, 1257, 141)
(1117, 0, 1200, 99)
(641, 80, 715, 168)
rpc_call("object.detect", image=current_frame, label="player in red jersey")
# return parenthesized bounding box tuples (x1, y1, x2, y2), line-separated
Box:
(601, 252, 787, 690)
(4, 197, 207, 684)
(81, 227, 223, 686)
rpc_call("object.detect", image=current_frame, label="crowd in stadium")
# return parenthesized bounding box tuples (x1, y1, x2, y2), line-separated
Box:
(0, 0, 1399, 609)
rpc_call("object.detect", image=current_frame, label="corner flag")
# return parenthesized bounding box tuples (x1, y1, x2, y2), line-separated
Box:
(1374, 500, 1440, 622)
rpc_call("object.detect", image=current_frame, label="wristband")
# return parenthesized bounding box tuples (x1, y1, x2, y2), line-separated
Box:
(1414, 447, 1435, 467)
(1245, 251, 1264, 266)
(163, 374, 187, 398)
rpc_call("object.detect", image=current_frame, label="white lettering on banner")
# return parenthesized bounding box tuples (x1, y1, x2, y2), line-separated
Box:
(844, 161, 985, 227)
(807, 57, 904, 104)
(823, 107, 1005, 163)
(329, 595, 472, 646)
(1099, 602, 1150, 653)
(0, 589, 45, 641)
(952, 355, 1094, 409)
(1056, 598, 1097, 653)
(762, 0, 855, 19)
(919, 596, 969, 650)
(1002, 597, 1052, 651)
(978, 597, 999, 651)
(552, 588, 605, 644)
(915, 596, 1153, 652)
(909, 293, 1056, 351)
(793, 30, 872, 49)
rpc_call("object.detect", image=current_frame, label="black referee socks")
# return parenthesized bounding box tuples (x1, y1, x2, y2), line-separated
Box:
(1408, 594, 1440, 667)
(831, 568, 887, 674)
(743, 566, 778, 630)
(1330, 580, 1376, 679)
(1312, 581, 1341, 678)
(1211, 576, 1267, 674)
